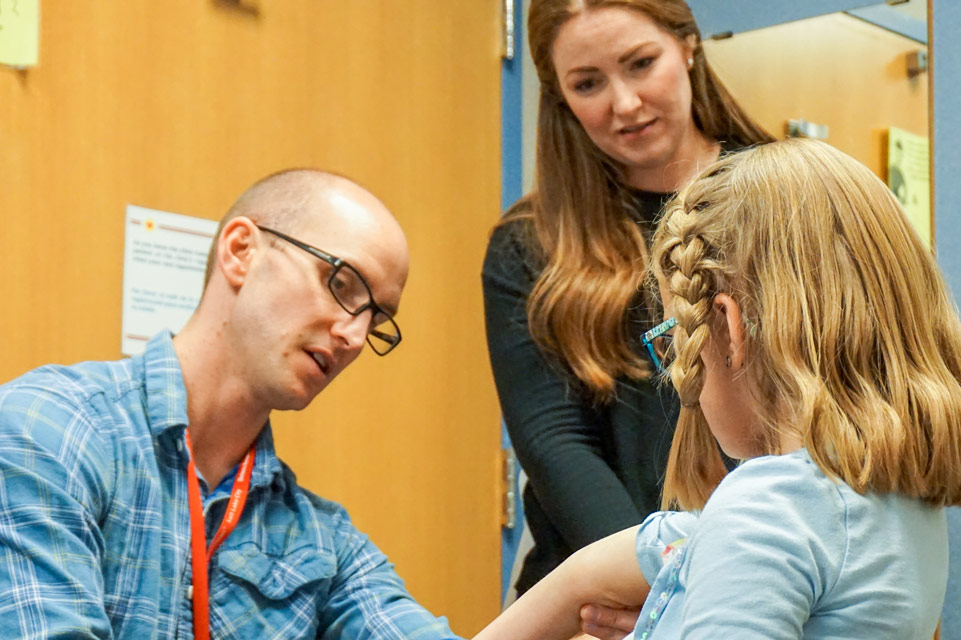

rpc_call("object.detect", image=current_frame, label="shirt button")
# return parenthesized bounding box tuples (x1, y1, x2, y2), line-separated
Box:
(187, 585, 194, 599)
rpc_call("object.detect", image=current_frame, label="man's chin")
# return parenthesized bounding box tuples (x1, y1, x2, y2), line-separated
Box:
(271, 383, 327, 413)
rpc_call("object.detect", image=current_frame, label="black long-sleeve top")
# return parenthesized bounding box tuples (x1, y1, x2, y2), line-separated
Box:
(481, 190, 680, 594)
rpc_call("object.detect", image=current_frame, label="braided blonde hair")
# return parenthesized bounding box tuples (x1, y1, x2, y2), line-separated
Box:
(653, 139, 961, 510)
(653, 206, 729, 509)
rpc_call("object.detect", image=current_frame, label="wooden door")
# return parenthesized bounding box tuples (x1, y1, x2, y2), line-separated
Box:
(0, 2, 502, 634)
(703, 12, 929, 179)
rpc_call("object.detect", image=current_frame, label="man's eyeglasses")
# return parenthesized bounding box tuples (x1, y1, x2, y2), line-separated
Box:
(641, 317, 677, 374)
(257, 225, 402, 356)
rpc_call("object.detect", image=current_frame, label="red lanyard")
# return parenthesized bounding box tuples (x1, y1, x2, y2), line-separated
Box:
(184, 429, 256, 640)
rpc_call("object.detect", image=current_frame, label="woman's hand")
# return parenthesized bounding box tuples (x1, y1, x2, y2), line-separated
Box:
(579, 604, 640, 639)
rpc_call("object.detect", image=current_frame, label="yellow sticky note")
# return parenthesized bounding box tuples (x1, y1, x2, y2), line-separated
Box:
(888, 127, 931, 248)
(0, 0, 40, 67)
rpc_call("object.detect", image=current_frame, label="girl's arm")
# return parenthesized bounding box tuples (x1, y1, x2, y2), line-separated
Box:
(474, 526, 649, 640)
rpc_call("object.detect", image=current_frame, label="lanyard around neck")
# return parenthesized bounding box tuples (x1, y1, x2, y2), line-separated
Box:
(184, 429, 256, 640)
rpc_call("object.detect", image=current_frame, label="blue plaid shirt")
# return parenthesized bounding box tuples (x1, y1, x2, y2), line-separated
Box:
(0, 332, 461, 639)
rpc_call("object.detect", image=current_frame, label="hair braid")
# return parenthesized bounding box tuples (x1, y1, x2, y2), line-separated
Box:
(657, 207, 728, 509)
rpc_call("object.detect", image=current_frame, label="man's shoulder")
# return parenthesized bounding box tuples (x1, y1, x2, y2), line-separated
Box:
(0, 358, 147, 508)
(1, 356, 139, 410)
(0, 356, 144, 444)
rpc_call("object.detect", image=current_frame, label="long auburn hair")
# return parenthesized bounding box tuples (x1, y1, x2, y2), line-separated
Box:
(653, 139, 961, 510)
(517, 0, 773, 401)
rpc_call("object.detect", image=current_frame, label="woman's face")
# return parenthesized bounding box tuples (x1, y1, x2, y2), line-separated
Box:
(551, 7, 699, 189)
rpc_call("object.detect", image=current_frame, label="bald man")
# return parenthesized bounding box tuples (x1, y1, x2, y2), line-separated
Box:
(0, 169, 457, 639)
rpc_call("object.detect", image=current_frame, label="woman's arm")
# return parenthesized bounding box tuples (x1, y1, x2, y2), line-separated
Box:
(474, 527, 648, 640)
(482, 223, 647, 550)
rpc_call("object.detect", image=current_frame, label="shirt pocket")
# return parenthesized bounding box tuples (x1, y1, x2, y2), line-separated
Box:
(209, 543, 336, 638)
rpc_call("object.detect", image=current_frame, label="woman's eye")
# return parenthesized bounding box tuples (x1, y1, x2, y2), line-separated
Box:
(572, 78, 597, 94)
(631, 56, 654, 71)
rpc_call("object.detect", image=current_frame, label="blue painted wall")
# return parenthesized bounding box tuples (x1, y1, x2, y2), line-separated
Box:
(500, 0, 526, 603)
(932, 1, 961, 637)
(688, 0, 880, 38)
(847, 4, 927, 43)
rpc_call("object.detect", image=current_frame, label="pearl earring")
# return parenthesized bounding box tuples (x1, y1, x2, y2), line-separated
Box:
(726, 356, 732, 368)
(688, 57, 694, 68)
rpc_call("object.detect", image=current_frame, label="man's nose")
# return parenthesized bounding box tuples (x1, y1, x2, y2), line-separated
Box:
(331, 308, 369, 352)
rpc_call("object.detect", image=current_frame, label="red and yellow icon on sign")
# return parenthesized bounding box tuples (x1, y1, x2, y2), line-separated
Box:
(144, 219, 156, 232)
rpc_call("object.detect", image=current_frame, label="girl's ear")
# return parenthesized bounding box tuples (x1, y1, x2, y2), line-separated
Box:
(216, 217, 258, 288)
(712, 293, 746, 369)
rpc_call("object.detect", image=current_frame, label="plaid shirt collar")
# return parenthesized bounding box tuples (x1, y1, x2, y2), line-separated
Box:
(139, 331, 286, 493)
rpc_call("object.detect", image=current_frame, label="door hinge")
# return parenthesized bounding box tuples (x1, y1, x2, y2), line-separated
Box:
(501, 447, 519, 529)
(501, 0, 515, 60)
(786, 118, 829, 140)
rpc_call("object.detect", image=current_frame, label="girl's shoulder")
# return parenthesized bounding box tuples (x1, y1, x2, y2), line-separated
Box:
(699, 448, 943, 553)
(701, 450, 848, 539)
(717, 448, 824, 492)
(689, 456, 946, 637)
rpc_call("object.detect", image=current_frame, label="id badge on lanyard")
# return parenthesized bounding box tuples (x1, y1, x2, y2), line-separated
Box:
(184, 429, 256, 640)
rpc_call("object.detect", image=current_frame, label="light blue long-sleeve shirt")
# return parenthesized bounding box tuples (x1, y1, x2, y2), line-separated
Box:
(0, 331, 459, 639)
(631, 449, 947, 639)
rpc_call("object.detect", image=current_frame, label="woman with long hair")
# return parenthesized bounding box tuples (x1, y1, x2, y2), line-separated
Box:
(482, 0, 771, 595)
(477, 139, 958, 639)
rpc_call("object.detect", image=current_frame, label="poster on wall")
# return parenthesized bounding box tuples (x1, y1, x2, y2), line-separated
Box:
(121, 205, 217, 356)
(887, 127, 931, 248)
(0, 0, 40, 67)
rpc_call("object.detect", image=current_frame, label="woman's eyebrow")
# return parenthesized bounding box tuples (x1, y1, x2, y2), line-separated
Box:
(564, 64, 598, 77)
(617, 42, 655, 64)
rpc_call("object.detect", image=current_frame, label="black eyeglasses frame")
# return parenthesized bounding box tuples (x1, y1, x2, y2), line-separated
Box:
(256, 225, 402, 356)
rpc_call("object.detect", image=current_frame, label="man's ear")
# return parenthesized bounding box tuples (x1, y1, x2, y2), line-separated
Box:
(712, 293, 745, 369)
(216, 217, 258, 288)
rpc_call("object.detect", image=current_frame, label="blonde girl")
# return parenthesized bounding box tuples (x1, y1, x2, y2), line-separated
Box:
(476, 139, 961, 639)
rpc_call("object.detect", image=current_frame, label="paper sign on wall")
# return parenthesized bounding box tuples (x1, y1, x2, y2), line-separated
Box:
(122, 205, 217, 356)
(0, 0, 40, 67)
(887, 127, 931, 248)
